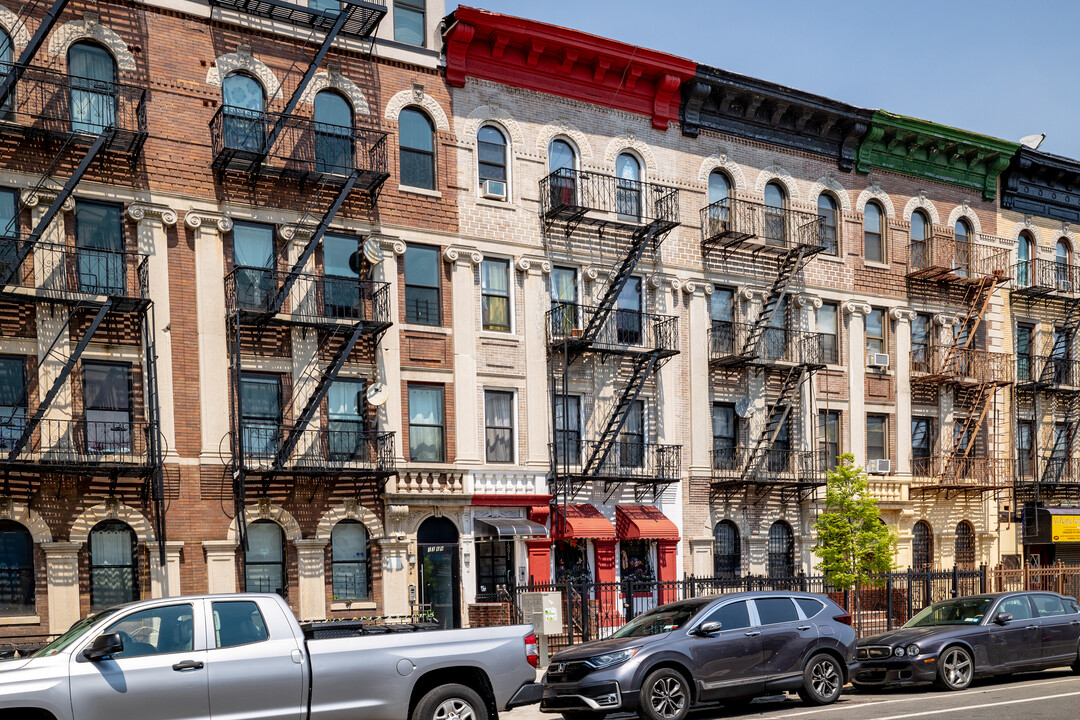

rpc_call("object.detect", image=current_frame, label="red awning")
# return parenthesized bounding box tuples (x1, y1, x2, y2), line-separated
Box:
(616, 505, 680, 541)
(550, 504, 616, 540)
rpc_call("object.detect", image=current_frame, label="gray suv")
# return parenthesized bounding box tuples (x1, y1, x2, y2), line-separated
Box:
(540, 591, 858, 720)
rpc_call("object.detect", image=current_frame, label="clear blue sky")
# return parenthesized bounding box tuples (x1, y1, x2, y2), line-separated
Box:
(446, 1, 1080, 159)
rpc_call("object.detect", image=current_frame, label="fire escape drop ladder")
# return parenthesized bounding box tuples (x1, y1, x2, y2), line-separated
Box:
(736, 364, 808, 486)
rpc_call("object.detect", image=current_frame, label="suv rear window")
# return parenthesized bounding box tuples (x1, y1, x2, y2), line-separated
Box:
(755, 598, 799, 625)
(795, 598, 824, 618)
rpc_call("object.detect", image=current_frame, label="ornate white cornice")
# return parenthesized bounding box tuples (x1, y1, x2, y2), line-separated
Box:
(740, 286, 768, 302)
(376, 236, 407, 256)
(442, 245, 483, 265)
(582, 266, 600, 282)
(515, 255, 551, 274)
(890, 307, 916, 322)
(796, 293, 823, 310)
(648, 273, 677, 290)
(184, 210, 233, 232)
(842, 300, 872, 317)
(21, 188, 74, 212)
(935, 313, 961, 327)
(126, 202, 178, 226)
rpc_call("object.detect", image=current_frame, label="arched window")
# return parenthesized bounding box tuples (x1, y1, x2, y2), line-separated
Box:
(0, 29, 12, 118)
(222, 72, 266, 152)
(763, 181, 786, 245)
(245, 520, 285, 596)
(955, 218, 972, 277)
(912, 520, 933, 571)
(767, 520, 795, 577)
(1017, 231, 1034, 287)
(331, 520, 370, 602)
(313, 90, 353, 175)
(954, 521, 975, 570)
(909, 210, 929, 270)
(68, 41, 117, 134)
(864, 201, 884, 263)
(818, 193, 838, 256)
(477, 125, 507, 194)
(398, 107, 435, 190)
(1057, 238, 1072, 290)
(705, 171, 731, 238)
(548, 138, 577, 208)
(89, 520, 137, 610)
(0, 520, 33, 615)
(616, 152, 642, 220)
(713, 520, 740, 579)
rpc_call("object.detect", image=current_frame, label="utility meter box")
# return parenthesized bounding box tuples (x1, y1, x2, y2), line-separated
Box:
(519, 591, 563, 636)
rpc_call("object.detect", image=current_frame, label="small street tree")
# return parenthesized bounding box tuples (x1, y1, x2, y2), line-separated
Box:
(813, 453, 898, 635)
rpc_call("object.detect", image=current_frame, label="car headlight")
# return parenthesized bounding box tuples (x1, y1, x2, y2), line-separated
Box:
(906, 645, 920, 657)
(585, 648, 640, 669)
(893, 646, 906, 657)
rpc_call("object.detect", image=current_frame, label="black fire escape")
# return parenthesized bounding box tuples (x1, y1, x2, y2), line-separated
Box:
(0, 0, 164, 558)
(702, 198, 828, 503)
(209, 0, 392, 549)
(1012, 257, 1080, 510)
(542, 169, 683, 520)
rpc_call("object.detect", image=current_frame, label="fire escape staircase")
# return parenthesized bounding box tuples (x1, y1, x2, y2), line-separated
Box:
(577, 224, 658, 349)
(737, 245, 815, 361)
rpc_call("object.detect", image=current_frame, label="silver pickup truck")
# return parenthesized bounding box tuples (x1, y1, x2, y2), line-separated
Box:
(0, 593, 541, 720)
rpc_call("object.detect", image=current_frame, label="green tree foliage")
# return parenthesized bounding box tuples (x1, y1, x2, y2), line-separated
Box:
(813, 454, 897, 590)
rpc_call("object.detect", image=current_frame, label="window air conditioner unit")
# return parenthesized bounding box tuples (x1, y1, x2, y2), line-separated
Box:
(482, 179, 507, 200)
(867, 458, 892, 474)
(868, 353, 890, 368)
(1057, 279, 1073, 293)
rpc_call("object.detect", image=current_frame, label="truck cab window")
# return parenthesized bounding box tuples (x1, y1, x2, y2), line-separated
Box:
(212, 601, 269, 648)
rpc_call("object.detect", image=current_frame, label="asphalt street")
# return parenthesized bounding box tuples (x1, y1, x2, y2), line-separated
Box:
(508, 668, 1080, 720)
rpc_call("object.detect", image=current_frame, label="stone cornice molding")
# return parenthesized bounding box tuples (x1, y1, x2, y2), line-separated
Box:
(515, 255, 551, 274)
(126, 202, 178, 226)
(21, 188, 74, 212)
(536, 120, 594, 160)
(604, 135, 658, 174)
(796, 293, 823, 310)
(442, 245, 483, 266)
(184, 210, 233, 233)
(1001, 147, 1080, 224)
(675, 277, 713, 295)
(842, 300, 872, 317)
(935, 313, 961, 327)
(739, 286, 768, 303)
(647, 272, 676, 290)
(890, 307, 916, 322)
(206, 48, 282, 101)
(297, 69, 370, 115)
(462, 104, 526, 147)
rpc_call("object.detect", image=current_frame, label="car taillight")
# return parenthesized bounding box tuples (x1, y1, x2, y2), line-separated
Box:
(833, 612, 853, 626)
(524, 632, 539, 668)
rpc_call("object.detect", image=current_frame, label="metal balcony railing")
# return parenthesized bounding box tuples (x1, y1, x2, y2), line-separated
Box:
(912, 455, 1012, 489)
(239, 423, 395, 475)
(1013, 258, 1080, 298)
(546, 303, 678, 356)
(0, 62, 148, 159)
(1031, 457, 1080, 486)
(0, 417, 155, 473)
(0, 238, 149, 302)
(208, 0, 387, 39)
(708, 321, 828, 367)
(210, 107, 390, 191)
(908, 237, 1010, 281)
(551, 435, 681, 483)
(911, 346, 1013, 385)
(711, 447, 828, 484)
(1016, 354, 1080, 389)
(539, 168, 680, 233)
(225, 266, 390, 329)
(700, 198, 827, 254)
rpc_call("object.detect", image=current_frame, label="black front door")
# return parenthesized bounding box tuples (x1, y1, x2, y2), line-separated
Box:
(418, 517, 461, 629)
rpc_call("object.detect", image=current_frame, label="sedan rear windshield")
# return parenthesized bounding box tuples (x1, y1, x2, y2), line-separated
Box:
(608, 599, 710, 639)
(904, 597, 994, 627)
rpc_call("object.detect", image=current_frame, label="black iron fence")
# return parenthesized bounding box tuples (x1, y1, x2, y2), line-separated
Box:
(700, 197, 826, 252)
(225, 266, 390, 328)
(546, 302, 679, 355)
(708, 321, 828, 366)
(0, 238, 149, 300)
(540, 168, 680, 230)
(238, 424, 395, 475)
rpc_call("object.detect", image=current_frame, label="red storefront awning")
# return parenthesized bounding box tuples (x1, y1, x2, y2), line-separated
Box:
(550, 504, 616, 540)
(616, 505, 680, 541)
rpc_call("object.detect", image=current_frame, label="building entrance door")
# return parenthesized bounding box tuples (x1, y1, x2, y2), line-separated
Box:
(418, 517, 461, 629)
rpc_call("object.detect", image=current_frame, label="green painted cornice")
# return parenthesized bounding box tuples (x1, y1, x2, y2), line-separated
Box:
(855, 111, 1020, 201)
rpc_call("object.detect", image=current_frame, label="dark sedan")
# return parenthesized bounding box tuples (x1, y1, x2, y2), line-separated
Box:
(540, 591, 857, 720)
(854, 591, 1080, 691)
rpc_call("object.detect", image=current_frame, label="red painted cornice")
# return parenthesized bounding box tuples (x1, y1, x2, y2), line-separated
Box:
(444, 6, 696, 131)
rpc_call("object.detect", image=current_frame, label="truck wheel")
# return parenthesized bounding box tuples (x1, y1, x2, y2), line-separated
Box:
(413, 683, 488, 720)
(637, 668, 690, 720)
(934, 646, 974, 691)
(797, 653, 844, 706)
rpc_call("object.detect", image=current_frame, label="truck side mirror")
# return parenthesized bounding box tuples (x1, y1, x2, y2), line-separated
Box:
(83, 633, 123, 661)
(695, 621, 723, 636)
(993, 612, 1013, 626)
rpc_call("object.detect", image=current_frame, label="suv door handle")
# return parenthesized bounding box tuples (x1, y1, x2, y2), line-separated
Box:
(797, 625, 811, 631)
(1025, 625, 1038, 630)
(744, 631, 761, 637)
(172, 660, 204, 671)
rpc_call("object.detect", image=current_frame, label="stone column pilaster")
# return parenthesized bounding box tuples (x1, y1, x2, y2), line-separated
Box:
(374, 238, 406, 461)
(892, 308, 917, 473)
(149, 540, 185, 598)
(378, 535, 412, 616)
(444, 246, 483, 464)
(517, 256, 552, 467)
(683, 279, 713, 475)
(203, 539, 239, 594)
(844, 301, 872, 463)
(42, 542, 82, 634)
(294, 538, 329, 621)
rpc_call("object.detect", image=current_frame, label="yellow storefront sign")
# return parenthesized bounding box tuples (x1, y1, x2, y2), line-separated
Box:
(1051, 515, 1080, 542)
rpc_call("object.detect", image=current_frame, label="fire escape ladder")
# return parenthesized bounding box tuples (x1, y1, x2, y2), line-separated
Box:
(273, 322, 364, 471)
(0, 132, 110, 286)
(1040, 394, 1079, 485)
(940, 275, 996, 375)
(141, 302, 167, 565)
(580, 223, 658, 344)
(741, 245, 811, 358)
(737, 365, 808, 484)
(579, 352, 661, 478)
(940, 383, 997, 483)
(4, 299, 112, 461)
(0, 0, 69, 109)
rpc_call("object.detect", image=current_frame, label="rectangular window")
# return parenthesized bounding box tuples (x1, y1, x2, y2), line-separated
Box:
(866, 414, 887, 461)
(712, 402, 737, 470)
(711, 286, 734, 323)
(711, 286, 736, 357)
(864, 211, 883, 262)
(484, 390, 514, 463)
(481, 258, 511, 332)
(1017, 419, 1034, 478)
(323, 234, 360, 319)
(550, 266, 579, 336)
(393, 0, 425, 46)
(1015, 324, 1033, 382)
(327, 378, 365, 460)
(766, 418, 789, 472)
(0, 356, 26, 451)
(912, 313, 932, 372)
(240, 373, 281, 458)
(865, 308, 886, 359)
(75, 200, 125, 295)
(233, 222, 275, 311)
(912, 417, 933, 461)
(619, 400, 644, 468)
(817, 303, 838, 364)
(763, 295, 787, 360)
(615, 277, 643, 345)
(404, 244, 440, 326)
(554, 395, 581, 465)
(0, 189, 16, 282)
(475, 539, 513, 599)
(819, 410, 841, 470)
(84, 362, 132, 454)
(408, 385, 444, 462)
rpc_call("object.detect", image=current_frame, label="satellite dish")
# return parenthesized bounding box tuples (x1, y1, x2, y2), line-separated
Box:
(363, 237, 383, 265)
(735, 398, 755, 418)
(1019, 133, 1046, 150)
(366, 382, 388, 406)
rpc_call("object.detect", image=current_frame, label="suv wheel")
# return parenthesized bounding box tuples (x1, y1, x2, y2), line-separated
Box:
(637, 668, 690, 720)
(797, 653, 844, 706)
(934, 646, 974, 691)
(412, 683, 488, 720)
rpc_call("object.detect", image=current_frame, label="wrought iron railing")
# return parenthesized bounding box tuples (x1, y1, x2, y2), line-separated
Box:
(912, 455, 1012, 489)
(225, 266, 390, 327)
(1013, 258, 1080, 296)
(908, 236, 1010, 280)
(708, 321, 826, 366)
(210, 106, 389, 189)
(0, 238, 148, 300)
(239, 424, 395, 474)
(546, 303, 678, 355)
(1016, 354, 1080, 388)
(1017, 457, 1080, 487)
(0, 62, 147, 156)
(910, 346, 1013, 384)
(207, 0, 387, 38)
(711, 447, 827, 484)
(700, 197, 826, 252)
(551, 436, 681, 483)
(0, 417, 155, 470)
(539, 168, 680, 229)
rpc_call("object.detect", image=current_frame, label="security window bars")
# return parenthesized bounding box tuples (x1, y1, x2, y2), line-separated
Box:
(331, 520, 370, 601)
(404, 244, 440, 325)
(75, 201, 125, 295)
(818, 303, 838, 364)
(484, 390, 514, 464)
(713, 520, 740, 579)
(767, 521, 795, 578)
(245, 520, 285, 596)
(954, 522, 976, 571)
(0, 356, 26, 452)
(712, 403, 737, 470)
(912, 521, 933, 571)
(408, 385, 444, 462)
(240, 373, 281, 458)
(867, 414, 887, 461)
(481, 258, 510, 332)
(327, 379, 365, 460)
(393, 0, 425, 45)
(83, 362, 132, 454)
